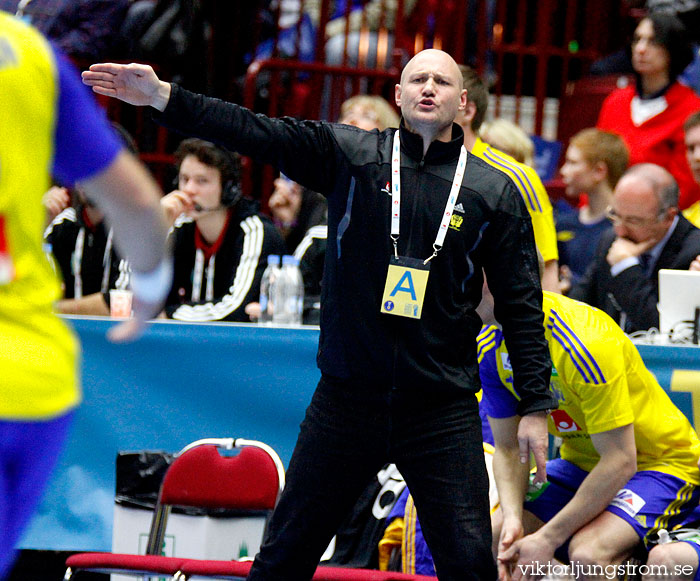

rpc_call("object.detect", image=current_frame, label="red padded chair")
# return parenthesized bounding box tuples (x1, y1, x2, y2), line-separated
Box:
(63, 437, 285, 580)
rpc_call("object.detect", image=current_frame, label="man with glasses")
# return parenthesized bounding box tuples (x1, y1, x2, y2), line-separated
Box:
(570, 163, 700, 333)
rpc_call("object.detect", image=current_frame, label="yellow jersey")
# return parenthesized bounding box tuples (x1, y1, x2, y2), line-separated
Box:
(478, 291, 700, 484)
(471, 137, 558, 263)
(0, 13, 120, 419)
(683, 200, 700, 229)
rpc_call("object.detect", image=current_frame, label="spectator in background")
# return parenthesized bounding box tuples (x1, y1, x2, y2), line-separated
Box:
(457, 65, 560, 293)
(160, 139, 286, 322)
(268, 176, 327, 255)
(42, 184, 71, 224)
(569, 163, 700, 333)
(44, 187, 128, 316)
(683, 111, 700, 271)
(266, 174, 327, 324)
(320, 0, 418, 68)
(0, 0, 129, 62)
(259, 0, 417, 67)
(590, 1, 700, 93)
(42, 123, 138, 316)
(479, 118, 536, 168)
(266, 94, 401, 254)
(267, 94, 399, 253)
(683, 110, 700, 227)
(597, 11, 700, 210)
(116, 0, 210, 92)
(339, 94, 400, 131)
(557, 129, 630, 292)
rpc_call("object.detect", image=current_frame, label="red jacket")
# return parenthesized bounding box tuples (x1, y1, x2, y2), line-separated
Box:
(598, 82, 700, 210)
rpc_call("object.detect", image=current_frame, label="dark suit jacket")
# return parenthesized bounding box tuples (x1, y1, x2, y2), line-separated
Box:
(569, 215, 700, 332)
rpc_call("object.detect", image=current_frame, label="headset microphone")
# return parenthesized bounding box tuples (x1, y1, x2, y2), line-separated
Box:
(193, 202, 223, 212)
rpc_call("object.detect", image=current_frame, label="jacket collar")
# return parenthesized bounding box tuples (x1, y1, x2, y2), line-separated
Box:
(398, 120, 465, 165)
(658, 214, 693, 261)
(634, 73, 674, 100)
(78, 205, 105, 235)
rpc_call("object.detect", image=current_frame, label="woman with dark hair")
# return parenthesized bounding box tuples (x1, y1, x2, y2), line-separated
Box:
(597, 12, 700, 209)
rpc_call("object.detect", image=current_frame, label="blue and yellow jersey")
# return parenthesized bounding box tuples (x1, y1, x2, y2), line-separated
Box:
(683, 200, 700, 229)
(479, 291, 700, 484)
(0, 13, 121, 420)
(380, 487, 437, 577)
(471, 137, 558, 263)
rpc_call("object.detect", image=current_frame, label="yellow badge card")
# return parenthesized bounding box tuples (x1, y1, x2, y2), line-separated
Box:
(381, 256, 430, 319)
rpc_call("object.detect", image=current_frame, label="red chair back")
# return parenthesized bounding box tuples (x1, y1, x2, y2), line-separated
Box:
(160, 444, 281, 510)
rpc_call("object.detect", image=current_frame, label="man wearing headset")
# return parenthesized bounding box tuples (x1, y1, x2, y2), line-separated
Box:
(43, 186, 129, 315)
(159, 138, 286, 322)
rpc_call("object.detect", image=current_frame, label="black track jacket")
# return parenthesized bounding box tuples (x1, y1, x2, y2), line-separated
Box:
(156, 85, 555, 415)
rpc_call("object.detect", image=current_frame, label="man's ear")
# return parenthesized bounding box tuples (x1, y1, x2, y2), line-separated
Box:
(458, 88, 468, 111)
(395, 83, 402, 107)
(462, 100, 477, 123)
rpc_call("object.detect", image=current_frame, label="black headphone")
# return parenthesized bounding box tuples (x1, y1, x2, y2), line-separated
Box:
(220, 179, 242, 207)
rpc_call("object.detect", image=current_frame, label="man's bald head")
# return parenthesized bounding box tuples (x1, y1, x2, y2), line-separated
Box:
(400, 49, 464, 87)
(395, 49, 467, 147)
(621, 163, 679, 210)
(611, 162, 679, 244)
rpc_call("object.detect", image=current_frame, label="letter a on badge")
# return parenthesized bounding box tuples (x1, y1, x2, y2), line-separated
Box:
(390, 270, 417, 300)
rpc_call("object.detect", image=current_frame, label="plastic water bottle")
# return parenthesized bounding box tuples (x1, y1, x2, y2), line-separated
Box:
(42, 242, 57, 276)
(258, 254, 280, 324)
(273, 255, 304, 325)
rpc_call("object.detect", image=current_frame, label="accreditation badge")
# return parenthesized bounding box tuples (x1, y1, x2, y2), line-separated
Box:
(380, 256, 430, 319)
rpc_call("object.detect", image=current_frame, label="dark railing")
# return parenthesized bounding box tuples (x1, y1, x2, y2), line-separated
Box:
(92, 0, 634, 195)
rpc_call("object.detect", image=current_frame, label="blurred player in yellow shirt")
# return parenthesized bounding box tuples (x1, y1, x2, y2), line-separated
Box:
(0, 12, 171, 576)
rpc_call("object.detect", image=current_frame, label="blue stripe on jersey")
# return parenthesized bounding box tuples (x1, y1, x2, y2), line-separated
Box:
(336, 177, 356, 259)
(463, 222, 489, 288)
(482, 147, 543, 213)
(548, 311, 606, 384)
(549, 323, 596, 383)
(550, 309, 606, 383)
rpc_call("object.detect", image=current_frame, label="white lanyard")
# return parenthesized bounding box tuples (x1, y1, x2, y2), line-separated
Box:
(100, 229, 114, 294)
(192, 250, 216, 302)
(206, 255, 215, 301)
(73, 228, 85, 298)
(72, 225, 114, 298)
(390, 131, 467, 264)
(193, 249, 205, 302)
